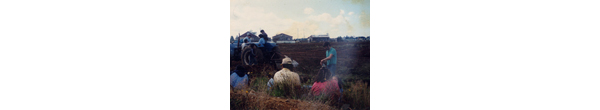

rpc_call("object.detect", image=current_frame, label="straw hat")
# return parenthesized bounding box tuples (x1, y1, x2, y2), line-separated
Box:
(282, 55, 292, 64)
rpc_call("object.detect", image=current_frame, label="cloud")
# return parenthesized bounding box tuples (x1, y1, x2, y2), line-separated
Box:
(305, 12, 356, 37)
(308, 13, 345, 27)
(304, 8, 314, 14)
(230, 6, 295, 37)
(359, 11, 370, 27)
(231, 2, 367, 38)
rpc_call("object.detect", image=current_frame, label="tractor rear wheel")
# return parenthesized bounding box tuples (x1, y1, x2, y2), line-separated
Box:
(241, 46, 263, 65)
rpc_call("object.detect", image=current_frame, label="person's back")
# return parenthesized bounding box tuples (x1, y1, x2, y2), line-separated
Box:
(230, 65, 249, 89)
(273, 68, 300, 87)
(273, 56, 301, 88)
(258, 38, 266, 47)
(325, 46, 337, 66)
(310, 77, 340, 96)
(230, 73, 248, 89)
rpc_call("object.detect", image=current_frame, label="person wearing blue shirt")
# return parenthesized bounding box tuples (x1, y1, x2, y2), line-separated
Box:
(320, 42, 337, 76)
(230, 65, 249, 89)
(258, 38, 265, 46)
(258, 30, 268, 47)
(319, 42, 343, 99)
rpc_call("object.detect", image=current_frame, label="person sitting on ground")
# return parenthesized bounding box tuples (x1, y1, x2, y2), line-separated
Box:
(230, 65, 249, 89)
(269, 56, 301, 89)
(267, 76, 275, 91)
(310, 66, 341, 98)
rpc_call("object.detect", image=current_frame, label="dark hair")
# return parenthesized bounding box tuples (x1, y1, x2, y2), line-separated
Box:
(235, 65, 245, 71)
(314, 67, 331, 82)
(323, 42, 330, 47)
(260, 30, 265, 32)
(234, 65, 247, 77)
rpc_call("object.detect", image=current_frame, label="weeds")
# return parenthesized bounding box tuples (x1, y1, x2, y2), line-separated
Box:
(270, 81, 302, 99)
(250, 76, 269, 92)
(342, 81, 370, 110)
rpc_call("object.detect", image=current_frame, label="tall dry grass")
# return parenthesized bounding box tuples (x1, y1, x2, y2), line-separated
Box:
(342, 81, 370, 109)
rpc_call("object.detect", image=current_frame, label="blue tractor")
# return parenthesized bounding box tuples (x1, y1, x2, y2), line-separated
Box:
(231, 36, 282, 67)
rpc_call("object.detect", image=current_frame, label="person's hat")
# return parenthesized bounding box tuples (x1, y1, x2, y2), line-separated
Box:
(322, 42, 330, 47)
(282, 55, 292, 64)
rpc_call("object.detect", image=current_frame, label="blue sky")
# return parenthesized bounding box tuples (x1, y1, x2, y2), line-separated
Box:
(230, 0, 369, 38)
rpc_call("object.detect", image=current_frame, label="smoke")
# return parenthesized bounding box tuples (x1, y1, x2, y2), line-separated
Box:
(359, 11, 370, 28)
(342, 13, 355, 35)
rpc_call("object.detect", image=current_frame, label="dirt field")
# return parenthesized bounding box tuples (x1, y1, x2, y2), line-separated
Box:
(231, 41, 370, 81)
(278, 41, 370, 79)
(230, 41, 370, 110)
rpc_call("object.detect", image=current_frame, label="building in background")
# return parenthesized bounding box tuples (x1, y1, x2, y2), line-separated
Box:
(238, 31, 260, 42)
(307, 33, 330, 43)
(272, 33, 294, 43)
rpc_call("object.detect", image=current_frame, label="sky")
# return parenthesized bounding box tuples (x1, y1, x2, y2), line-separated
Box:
(230, 0, 370, 38)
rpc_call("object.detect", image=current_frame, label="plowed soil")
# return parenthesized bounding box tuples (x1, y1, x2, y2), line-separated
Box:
(231, 41, 370, 79)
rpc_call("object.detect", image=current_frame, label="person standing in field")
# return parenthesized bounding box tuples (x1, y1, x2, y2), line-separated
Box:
(320, 42, 337, 76)
(320, 42, 343, 97)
